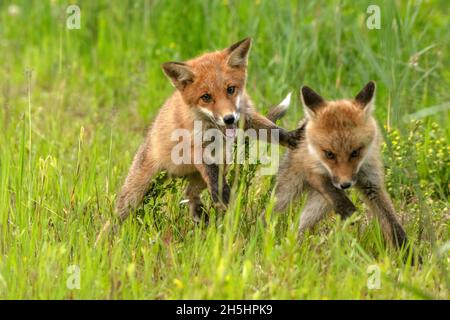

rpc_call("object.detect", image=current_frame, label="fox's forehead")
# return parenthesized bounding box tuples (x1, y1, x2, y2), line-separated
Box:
(316, 100, 365, 127)
(188, 51, 225, 69)
(308, 126, 374, 153)
(307, 101, 375, 152)
(186, 51, 246, 89)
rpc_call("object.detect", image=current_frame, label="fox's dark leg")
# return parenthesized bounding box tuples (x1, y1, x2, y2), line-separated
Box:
(356, 167, 408, 248)
(195, 163, 230, 210)
(116, 143, 158, 222)
(298, 190, 331, 236)
(306, 174, 357, 219)
(245, 111, 304, 149)
(185, 173, 208, 223)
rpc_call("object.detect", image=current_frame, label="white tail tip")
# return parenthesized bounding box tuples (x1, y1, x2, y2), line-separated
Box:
(279, 92, 292, 109)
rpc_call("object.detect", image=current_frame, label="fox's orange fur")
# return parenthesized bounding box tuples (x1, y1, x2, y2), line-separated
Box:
(116, 38, 300, 223)
(273, 82, 408, 249)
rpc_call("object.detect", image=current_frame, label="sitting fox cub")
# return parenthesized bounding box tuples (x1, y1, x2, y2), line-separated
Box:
(116, 38, 299, 223)
(273, 82, 408, 248)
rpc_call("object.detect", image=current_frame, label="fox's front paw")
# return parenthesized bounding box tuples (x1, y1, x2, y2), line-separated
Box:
(191, 203, 209, 225)
(211, 183, 230, 208)
(335, 199, 357, 219)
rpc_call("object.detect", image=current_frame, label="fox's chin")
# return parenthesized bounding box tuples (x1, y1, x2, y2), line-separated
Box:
(204, 115, 238, 138)
(207, 118, 237, 138)
(332, 181, 355, 190)
(332, 182, 341, 189)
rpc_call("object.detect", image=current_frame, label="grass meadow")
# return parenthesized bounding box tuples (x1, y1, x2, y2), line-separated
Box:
(0, 0, 449, 299)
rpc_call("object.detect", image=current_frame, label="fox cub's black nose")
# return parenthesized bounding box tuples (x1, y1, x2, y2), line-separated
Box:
(223, 114, 236, 125)
(340, 182, 352, 189)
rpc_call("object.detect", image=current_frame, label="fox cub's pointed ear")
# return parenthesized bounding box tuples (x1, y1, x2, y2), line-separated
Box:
(226, 38, 252, 68)
(300, 86, 325, 118)
(162, 62, 195, 90)
(355, 81, 376, 113)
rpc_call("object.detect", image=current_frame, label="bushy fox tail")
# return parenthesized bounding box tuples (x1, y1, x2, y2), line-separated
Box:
(266, 92, 292, 123)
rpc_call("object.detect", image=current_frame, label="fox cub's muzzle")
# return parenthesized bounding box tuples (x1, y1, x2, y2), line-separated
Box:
(331, 176, 356, 190)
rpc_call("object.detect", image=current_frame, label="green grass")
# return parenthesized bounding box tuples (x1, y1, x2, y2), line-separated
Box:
(0, 0, 449, 299)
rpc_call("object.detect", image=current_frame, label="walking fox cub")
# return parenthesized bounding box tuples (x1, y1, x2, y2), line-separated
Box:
(116, 38, 299, 223)
(273, 81, 408, 248)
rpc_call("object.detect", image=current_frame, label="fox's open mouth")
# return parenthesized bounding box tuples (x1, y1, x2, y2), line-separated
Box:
(224, 124, 237, 138)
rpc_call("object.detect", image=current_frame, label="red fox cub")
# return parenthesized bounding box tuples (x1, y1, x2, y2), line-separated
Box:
(116, 38, 299, 223)
(273, 81, 408, 248)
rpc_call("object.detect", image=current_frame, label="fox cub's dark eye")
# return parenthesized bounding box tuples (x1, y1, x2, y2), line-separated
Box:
(201, 94, 212, 103)
(227, 86, 236, 95)
(324, 150, 335, 160)
(350, 149, 360, 158)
